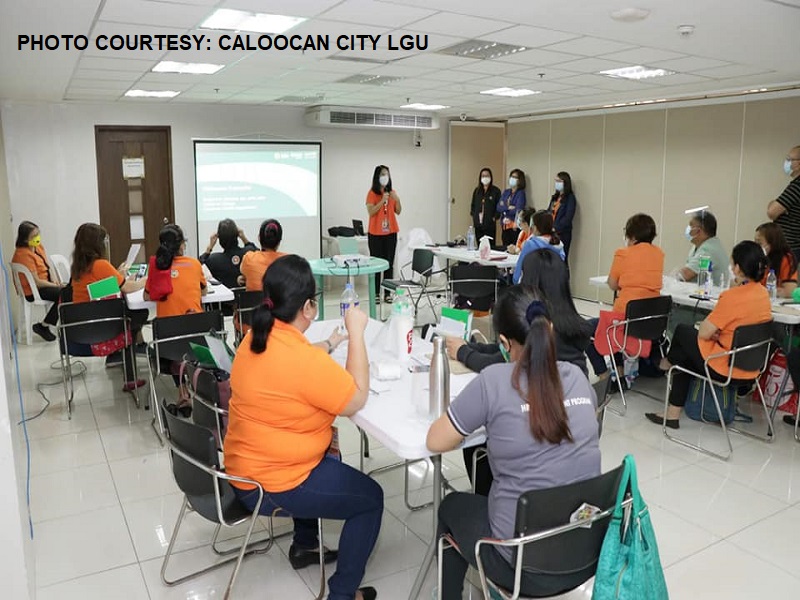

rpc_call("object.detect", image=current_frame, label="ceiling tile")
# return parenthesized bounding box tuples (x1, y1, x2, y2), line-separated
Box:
(72, 69, 143, 82)
(78, 56, 158, 72)
(67, 79, 133, 91)
(653, 73, 714, 86)
(484, 25, 580, 49)
(125, 77, 195, 91)
(541, 36, 635, 57)
(514, 67, 586, 81)
(451, 60, 525, 76)
(100, 0, 211, 28)
(417, 69, 483, 83)
(694, 64, 774, 79)
(221, 0, 343, 18)
(64, 89, 124, 100)
(157, 0, 219, 5)
(410, 12, 514, 38)
(600, 47, 687, 64)
(320, 0, 436, 27)
(361, 64, 437, 77)
(491, 47, 587, 67)
(652, 56, 731, 73)
(552, 57, 632, 74)
(557, 73, 656, 91)
(394, 53, 477, 70)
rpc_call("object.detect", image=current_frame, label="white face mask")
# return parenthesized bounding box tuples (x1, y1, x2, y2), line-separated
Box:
(480, 176, 491, 186)
(785, 159, 794, 176)
(379, 174, 389, 187)
(554, 181, 564, 193)
(509, 176, 518, 188)
(685, 225, 694, 241)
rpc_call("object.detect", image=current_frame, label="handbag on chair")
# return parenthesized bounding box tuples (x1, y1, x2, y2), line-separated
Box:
(593, 455, 668, 600)
(594, 311, 652, 357)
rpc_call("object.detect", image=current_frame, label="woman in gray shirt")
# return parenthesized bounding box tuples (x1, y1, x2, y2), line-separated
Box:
(427, 285, 601, 599)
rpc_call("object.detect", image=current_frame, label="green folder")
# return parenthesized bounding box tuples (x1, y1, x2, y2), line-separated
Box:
(87, 276, 121, 301)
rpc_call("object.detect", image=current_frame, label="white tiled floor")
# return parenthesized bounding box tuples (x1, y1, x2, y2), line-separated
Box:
(15, 300, 800, 599)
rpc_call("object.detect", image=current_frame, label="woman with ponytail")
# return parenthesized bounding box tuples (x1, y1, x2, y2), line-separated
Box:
(144, 223, 207, 317)
(239, 218, 286, 291)
(427, 285, 600, 600)
(224, 255, 383, 600)
(646, 240, 772, 429)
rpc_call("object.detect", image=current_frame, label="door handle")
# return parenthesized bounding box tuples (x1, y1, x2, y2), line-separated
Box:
(451, 197, 456, 204)
(163, 217, 169, 224)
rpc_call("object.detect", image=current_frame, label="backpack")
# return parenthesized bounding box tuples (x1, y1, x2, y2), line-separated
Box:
(684, 379, 736, 425)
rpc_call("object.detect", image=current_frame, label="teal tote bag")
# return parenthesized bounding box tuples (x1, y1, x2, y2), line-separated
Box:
(592, 454, 668, 600)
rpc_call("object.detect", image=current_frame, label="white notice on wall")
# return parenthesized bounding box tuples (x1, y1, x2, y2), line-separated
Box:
(122, 157, 145, 179)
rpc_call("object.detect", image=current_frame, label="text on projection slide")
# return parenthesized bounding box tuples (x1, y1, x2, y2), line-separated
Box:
(17, 34, 430, 52)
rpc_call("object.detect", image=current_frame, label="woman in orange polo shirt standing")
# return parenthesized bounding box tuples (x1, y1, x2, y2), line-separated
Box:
(646, 241, 772, 429)
(224, 255, 382, 600)
(143, 224, 206, 317)
(70, 223, 147, 390)
(755, 222, 798, 298)
(11, 220, 63, 341)
(238, 218, 285, 291)
(585, 213, 664, 381)
(366, 165, 401, 303)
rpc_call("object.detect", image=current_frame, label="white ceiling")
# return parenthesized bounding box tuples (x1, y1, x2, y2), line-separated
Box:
(1, 0, 799, 119)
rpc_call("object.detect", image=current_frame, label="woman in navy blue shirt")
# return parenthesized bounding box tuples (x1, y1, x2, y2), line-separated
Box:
(496, 168, 527, 247)
(548, 171, 577, 261)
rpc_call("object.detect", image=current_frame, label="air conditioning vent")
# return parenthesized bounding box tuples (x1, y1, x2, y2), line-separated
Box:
(305, 106, 440, 130)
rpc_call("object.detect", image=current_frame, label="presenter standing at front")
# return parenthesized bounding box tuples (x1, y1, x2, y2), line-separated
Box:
(366, 165, 401, 304)
(497, 168, 527, 248)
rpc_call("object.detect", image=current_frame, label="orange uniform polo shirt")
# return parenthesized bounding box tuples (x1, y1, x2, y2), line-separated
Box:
(224, 321, 356, 492)
(700, 282, 772, 380)
(145, 255, 206, 318)
(240, 249, 286, 291)
(515, 229, 530, 249)
(12, 246, 52, 296)
(366, 189, 399, 236)
(760, 253, 798, 287)
(72, 259, 124, 304)
(609, 243, 665, 313)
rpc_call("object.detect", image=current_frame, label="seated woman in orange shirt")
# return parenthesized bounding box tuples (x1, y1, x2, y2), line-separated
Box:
(144, 224, 206, 318)
(224, 255, 382, 600)
(506, 207, 535, 254)
(11, 220, 64, 341)
(70, 223, 147, 391)
(646, 241, 772, 429)
(755, 222, 798, 298)
(585, 213, 664, 381)
(238, 219, 285, 291)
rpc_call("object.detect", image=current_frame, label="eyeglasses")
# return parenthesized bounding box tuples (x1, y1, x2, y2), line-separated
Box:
(787, 157, 800, 162)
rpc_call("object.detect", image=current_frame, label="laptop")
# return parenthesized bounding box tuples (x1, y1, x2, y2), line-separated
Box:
(352, 219, 365, 236)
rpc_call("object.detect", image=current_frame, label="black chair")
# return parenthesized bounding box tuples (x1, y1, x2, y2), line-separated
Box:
(449, 263, 498, 313)
(437, 463, 627, 600)
(592, 376, 613, 438)
(58, 298, 138, 418)
(186, 362, 229, 449)
(231, 288, 263, 346)
(663, 320, 775, 461)
(147, 311, 225, 438)
(602, 295, 672, 414)
(379, 248, 446, 321)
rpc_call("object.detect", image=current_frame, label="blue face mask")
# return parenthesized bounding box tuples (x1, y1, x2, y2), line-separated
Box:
(685, 225, 694, 241)
(785, 159, 794, 176)
(554, 181, 564, 193)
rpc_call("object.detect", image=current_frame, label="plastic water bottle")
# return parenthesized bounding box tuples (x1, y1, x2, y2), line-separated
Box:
(339, 283, 359, 333)
(391, 288, 414, 360)
(466, 225, 476, 251)
(704, 262, 713, 297)
(766, 269, 778, 302)
(697, 256, 710, 295)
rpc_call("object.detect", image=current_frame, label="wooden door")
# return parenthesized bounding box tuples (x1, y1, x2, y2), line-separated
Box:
(95, 126, 174, 266)
(449, 122, 506, 241)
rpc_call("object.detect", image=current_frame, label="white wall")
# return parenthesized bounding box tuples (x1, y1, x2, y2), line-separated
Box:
(0, 101, 449, 259)
(0, 111, 35, 600)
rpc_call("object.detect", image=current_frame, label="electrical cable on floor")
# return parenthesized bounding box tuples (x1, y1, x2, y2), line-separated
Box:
(22, 361, 87, 424)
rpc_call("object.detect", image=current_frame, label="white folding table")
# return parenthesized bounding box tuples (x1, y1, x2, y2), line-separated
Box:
(431, 245, 518, 269)
(124, 281, 234, 312)
(305, 319, 485, 599)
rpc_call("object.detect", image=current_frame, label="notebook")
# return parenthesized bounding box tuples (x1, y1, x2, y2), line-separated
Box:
(87, 276, 121, 301)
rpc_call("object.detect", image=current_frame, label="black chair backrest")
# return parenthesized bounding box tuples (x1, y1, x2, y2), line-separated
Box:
(233, 289, 264, 327)
(624, 295, 672, 340)
(152, 311, 225, 362)
(59, 299, 126, 345)
(411, 249, 435, 278)
(514, 464, 624, 577)
(450, 263, 496, 299)
(729, 321, 774, 373)
(191, 367, 224, 432)
(160, 400, 237, 523)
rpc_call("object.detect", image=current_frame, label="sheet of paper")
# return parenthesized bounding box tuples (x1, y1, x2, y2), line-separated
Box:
(125, 243, 141, 268)
(205, 335, 233, 372)
(438, 315, 467, 338)
(122, 157, 145, 179)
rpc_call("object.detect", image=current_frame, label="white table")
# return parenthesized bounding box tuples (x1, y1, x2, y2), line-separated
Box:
(431, 245, 518, 269)
(305, 319, 484, 600)
(588, 276, 800, 326)
(124, 282, 234, 312)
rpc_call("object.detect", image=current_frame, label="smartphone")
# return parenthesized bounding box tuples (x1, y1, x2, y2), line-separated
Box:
(409, 364, 430, 373)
